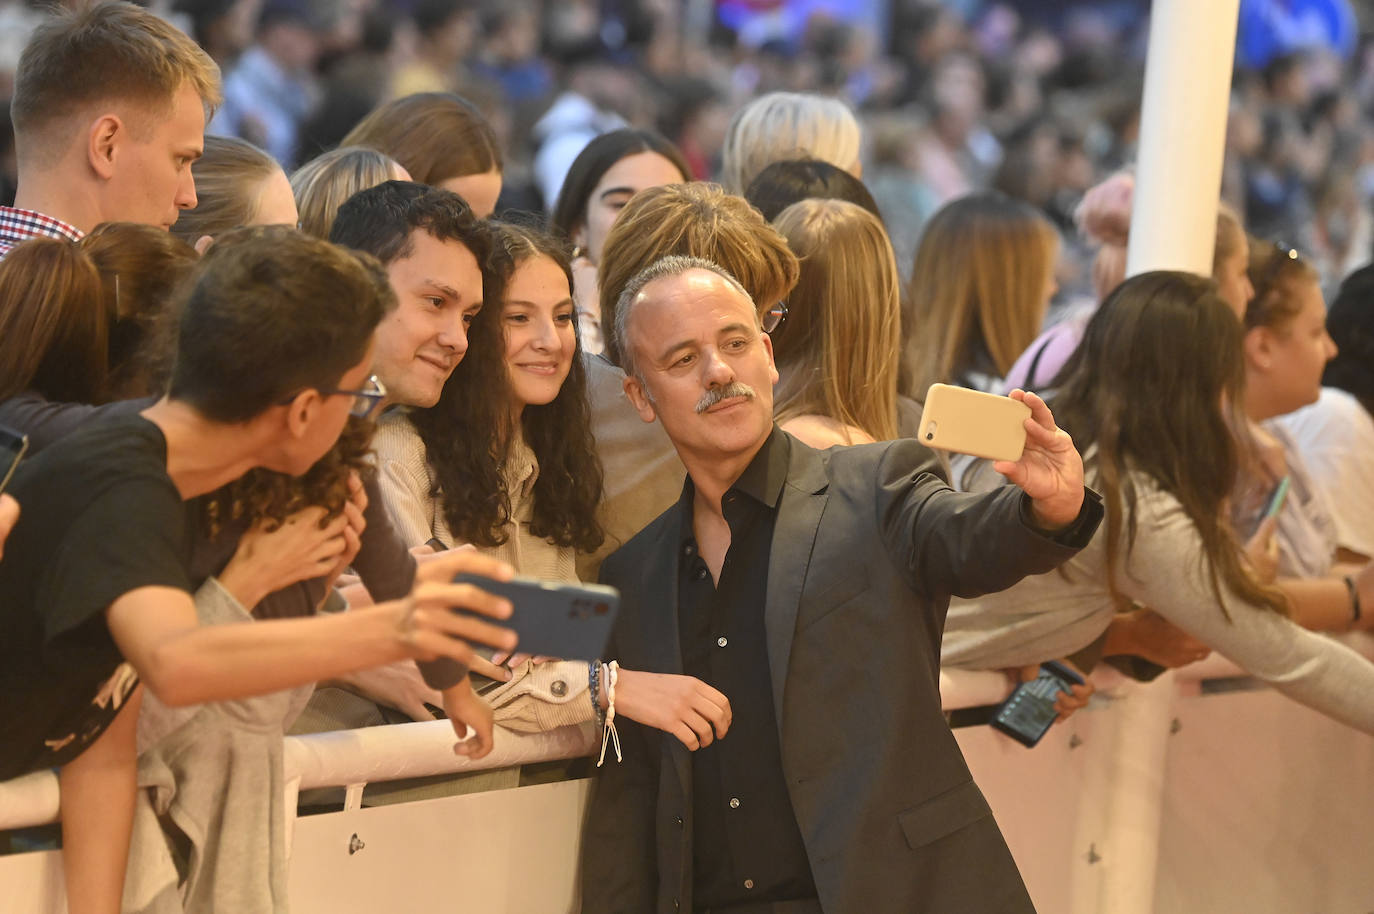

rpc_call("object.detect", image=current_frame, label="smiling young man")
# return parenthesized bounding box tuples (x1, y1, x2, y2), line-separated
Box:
(2, 2, 220, 255)
(330, 180, 489, 413)
(0, 227, 517, 914)
(583, 255, 1105, 914)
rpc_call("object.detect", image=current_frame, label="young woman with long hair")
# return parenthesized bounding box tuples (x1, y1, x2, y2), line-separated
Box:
(170, 136, 299, 248)
(291, 146, 411, 239)
(942, 271, 1374, 733)
(375, 221, 732, 749)
(1280, 263, 1374, 562)
(769, 198, 901, 447)
(549, 128, 689, 354)
(904, 191, 1059, 398)
(341, 92, 504, 217)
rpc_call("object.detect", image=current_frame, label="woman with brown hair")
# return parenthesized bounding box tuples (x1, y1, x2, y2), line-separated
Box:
(549, 129, 689, 354)
(770, 198, 901, 447)
(942, 271, 1374, 734)
(171, 135, 299, 248)
(341, 92, 503, 217)
(904, 191, 1059, 399)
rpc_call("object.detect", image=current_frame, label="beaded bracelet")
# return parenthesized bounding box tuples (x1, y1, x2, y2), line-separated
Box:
(589, 660, 605, 729)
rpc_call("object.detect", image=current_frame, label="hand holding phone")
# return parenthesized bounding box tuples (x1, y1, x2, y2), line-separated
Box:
(917, 384, 1031, 462)
(991, 660, 1087, 748)
(453, 574, 620, 662)
(1263, 477, 1291, 522)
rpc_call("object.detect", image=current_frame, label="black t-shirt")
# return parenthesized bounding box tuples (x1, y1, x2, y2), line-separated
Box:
(0, 414, 190, 780)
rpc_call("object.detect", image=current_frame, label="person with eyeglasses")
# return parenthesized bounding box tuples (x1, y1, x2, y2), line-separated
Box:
(0, 228, 517, 914)
(578, 182, 802, 585)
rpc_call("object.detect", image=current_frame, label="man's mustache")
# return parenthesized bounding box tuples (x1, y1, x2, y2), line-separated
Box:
(696, 382, 757, 414)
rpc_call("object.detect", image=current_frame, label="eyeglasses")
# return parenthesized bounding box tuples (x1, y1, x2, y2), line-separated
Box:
(280, 375, 388, 418)
(763, 301, 788, 333)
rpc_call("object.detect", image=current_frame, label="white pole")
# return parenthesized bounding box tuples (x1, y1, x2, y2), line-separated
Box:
(1094, 673, 1178, 914)
(1126, 0, 1242, 278)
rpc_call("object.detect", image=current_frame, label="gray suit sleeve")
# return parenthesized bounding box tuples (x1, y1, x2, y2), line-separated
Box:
(873, 439, 1102, 602)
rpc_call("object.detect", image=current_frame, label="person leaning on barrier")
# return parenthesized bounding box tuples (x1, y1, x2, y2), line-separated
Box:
(582, 255, 1104, 914)
(0, 227, 518, 914)
(942, 271, 1374, 733)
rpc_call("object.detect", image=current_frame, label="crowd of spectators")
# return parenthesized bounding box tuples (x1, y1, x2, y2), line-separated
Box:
(1, 2, 1374, 913)
(0, 0, 1370, 299)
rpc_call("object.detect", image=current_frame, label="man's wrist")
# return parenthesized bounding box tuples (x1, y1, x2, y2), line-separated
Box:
(1027, 492, 1084, 533)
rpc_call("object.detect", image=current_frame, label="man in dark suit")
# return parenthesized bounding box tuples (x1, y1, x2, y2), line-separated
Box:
(581, 255, 1104, 914)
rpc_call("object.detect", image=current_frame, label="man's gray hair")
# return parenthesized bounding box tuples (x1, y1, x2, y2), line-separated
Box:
(614, 255, 756, 379)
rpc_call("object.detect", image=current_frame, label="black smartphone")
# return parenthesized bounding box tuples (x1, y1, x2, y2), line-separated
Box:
(990, 660, 1085, 748)
(0, 425, 29, 496)
(453, 573, 620, 661)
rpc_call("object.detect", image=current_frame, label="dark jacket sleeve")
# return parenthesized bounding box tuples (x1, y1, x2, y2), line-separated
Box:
(872, 438, 1103, 602)
(0, 392, 155, 454)
(579, 548, 662, 912)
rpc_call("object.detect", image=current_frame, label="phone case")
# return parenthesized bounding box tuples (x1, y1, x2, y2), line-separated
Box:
(453, 573, 621, 661)
(990, 662, 1082, 748)
(917, 384, 1031, 462)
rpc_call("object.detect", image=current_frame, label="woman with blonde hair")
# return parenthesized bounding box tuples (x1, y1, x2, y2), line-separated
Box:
(771, 198, 901, 447)
(291, 146, 410, 239)
(341, 92, 503, 217)
(904, 191, 1059, 399)
(719, 91, 862, 194)
(171, 136, 299, 248)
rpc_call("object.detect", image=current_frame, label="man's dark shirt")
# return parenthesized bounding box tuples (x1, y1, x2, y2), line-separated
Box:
(676, 426, 818, 910)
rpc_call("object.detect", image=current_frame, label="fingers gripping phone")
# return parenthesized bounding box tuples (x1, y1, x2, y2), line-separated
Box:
(453, 574, 621, 661)
(1263, 477, 1291, 522)
(991, 660, 1085, 748)
(917, 384, 1032, 462)
(0, 425, 29, 496)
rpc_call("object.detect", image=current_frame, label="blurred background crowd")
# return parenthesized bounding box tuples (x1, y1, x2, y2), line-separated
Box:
(1, 0, 1369, 307)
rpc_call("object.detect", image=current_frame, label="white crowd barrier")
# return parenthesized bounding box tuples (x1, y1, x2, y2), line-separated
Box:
(3, 638, 1373, 913)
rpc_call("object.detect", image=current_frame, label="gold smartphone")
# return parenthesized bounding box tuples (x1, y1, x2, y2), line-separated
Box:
(917, 384, 1031, 462)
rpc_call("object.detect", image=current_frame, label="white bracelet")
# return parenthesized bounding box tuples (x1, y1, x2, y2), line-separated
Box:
(597, 660, 622, 766)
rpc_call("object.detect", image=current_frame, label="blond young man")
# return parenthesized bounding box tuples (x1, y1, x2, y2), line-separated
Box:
(2, 1, 220, 255)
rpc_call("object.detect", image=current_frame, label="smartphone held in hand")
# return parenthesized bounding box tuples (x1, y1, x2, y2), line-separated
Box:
(453, 573, 620, 661)
(917, 384, 1031, 462)
(991, 660, 1085, 748)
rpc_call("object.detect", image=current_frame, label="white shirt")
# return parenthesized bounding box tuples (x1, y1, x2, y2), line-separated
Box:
(1279, 387, 1374, 558)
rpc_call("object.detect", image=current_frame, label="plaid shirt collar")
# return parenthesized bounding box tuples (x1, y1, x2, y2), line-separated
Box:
(0, 206, 84, 258)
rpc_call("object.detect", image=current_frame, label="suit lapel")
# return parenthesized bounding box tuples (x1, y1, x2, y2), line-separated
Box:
(639, 503, 693, 805)
(764, 440, 831, 728)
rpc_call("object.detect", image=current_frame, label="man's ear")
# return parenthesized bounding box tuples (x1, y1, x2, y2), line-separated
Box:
(1242, 326, 1273, 372)
(283, 388, 322, 440)
(622, 372, 657, 424)
(761, 331, 779, 387)
(87, 114, 124, 181)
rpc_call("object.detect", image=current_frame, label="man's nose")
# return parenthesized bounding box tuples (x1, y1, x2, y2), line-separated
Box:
(701, 347, 734, 386)
(439, 317, 469, 356)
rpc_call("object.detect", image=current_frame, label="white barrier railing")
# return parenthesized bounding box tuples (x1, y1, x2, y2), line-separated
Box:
(4, 638, 1373, 914)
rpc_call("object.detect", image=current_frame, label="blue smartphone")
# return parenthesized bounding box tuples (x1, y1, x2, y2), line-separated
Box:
(452, 573, 620, 661)
(990, 660, 1085, 748)
(1263, 477, 1291, 522)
